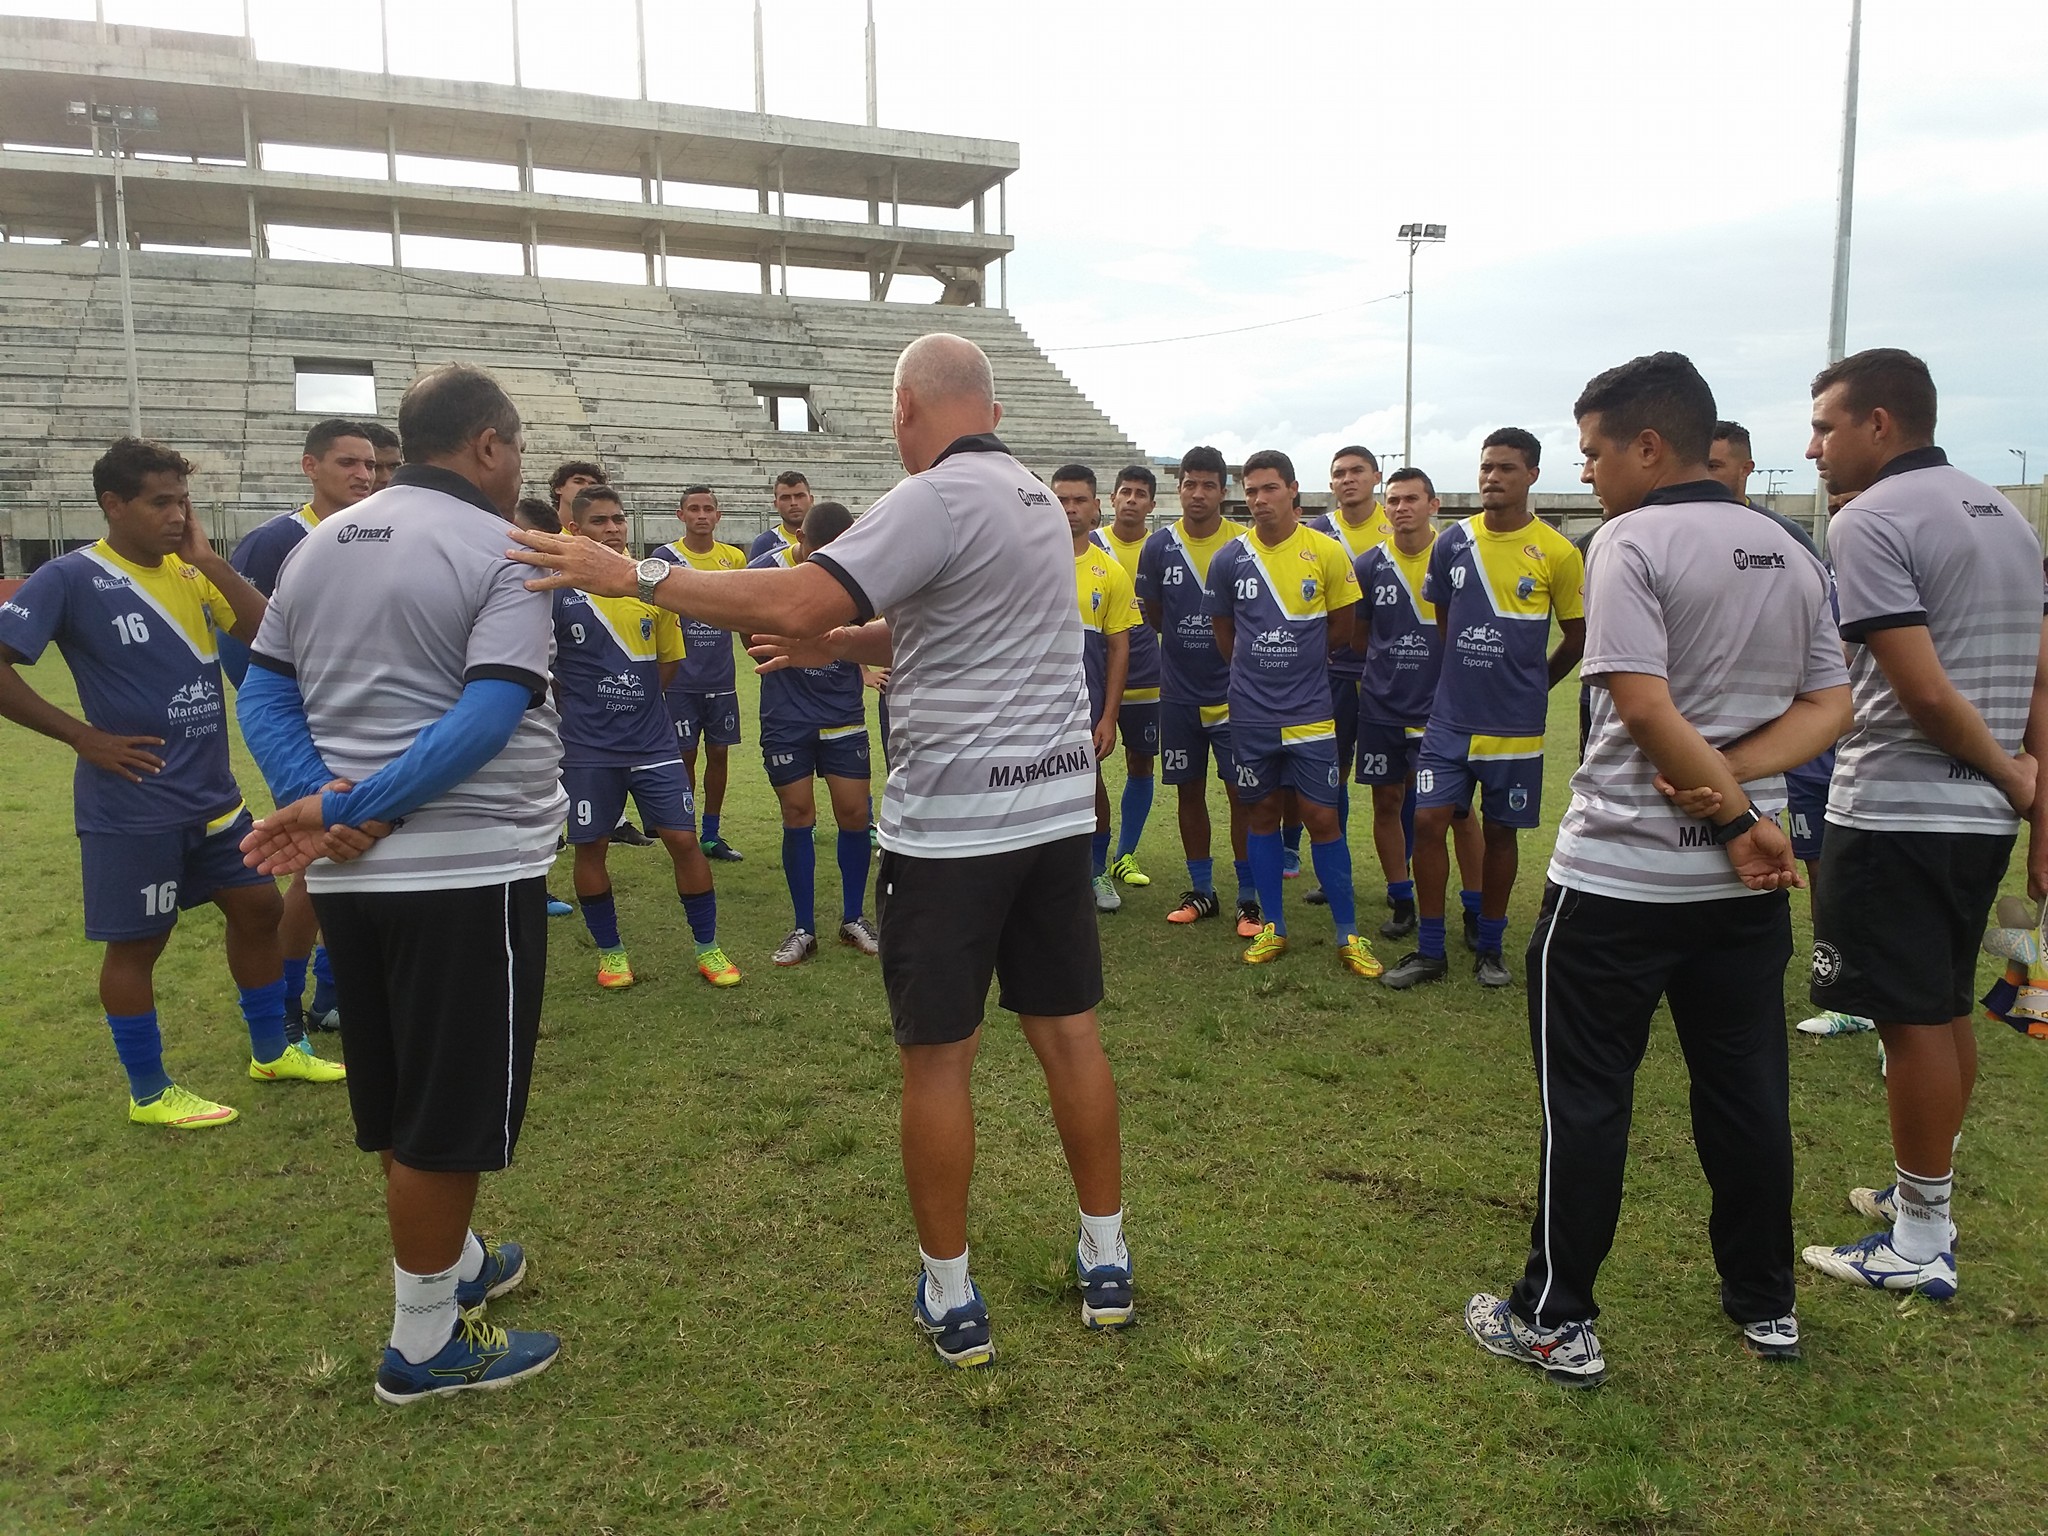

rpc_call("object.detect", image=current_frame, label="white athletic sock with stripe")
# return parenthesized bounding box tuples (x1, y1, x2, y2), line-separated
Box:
(920, 1247, 973, 1315)
(1079, 1206, 1128, 1270)
(457, 1230, 486, 1284)
(391, 1259, 461, 1364)
(1892, 1164, 1954, 1263)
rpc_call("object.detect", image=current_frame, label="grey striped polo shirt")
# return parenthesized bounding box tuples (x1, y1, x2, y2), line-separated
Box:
(249, 464, 567, 892)
(1827, 448, 2044, 835)
(811, 434, 1095, 858)
(1549, 483, 1848, 904)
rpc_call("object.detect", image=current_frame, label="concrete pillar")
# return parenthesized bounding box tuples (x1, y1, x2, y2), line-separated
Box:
(390, 205, 402, 269)
(973, 192, 984, 235)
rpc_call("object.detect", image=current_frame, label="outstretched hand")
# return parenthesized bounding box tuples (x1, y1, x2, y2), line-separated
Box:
(240, 781, 393, 875)
(748, 634, 842, 674)
(505, 527, 638, 596)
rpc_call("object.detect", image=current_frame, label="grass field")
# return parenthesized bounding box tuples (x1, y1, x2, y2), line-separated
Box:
(3, 649, 2046, 1535)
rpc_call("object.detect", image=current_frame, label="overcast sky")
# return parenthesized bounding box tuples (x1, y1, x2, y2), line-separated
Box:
(11, 0, 2045, 490)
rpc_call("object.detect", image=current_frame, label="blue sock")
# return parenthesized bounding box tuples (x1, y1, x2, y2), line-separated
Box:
(1310, 837, 1356, 936)
(1336, 789, 1351, 837)
(1400, 781, 1417, 862)
(580, 889, 621, 950)
(282, 954, 308, 1009)
(1461, 888, 1483, 917)
(1233, 858, 1254, 902)
(1091, 829, 1112, 877)
(680, 887, 717, 951)
(702, 811, 721, 844)
(1419, 915, 1447, 960)
(1247, 831, 1286, 934)
(1283, 822, 1304, 855)
(107, 1010, 172, 1102)
(1478, 916, 1508, 957)
(240, 979, 288, 1064)
(1388, 878, 1415, 906)
(1187, 857, 1214, 895)
(783, 827, 817, 933)
(309, 945, 336, 1015)
(836, 828, 869, 922)
(1117, 775, 1154, 857)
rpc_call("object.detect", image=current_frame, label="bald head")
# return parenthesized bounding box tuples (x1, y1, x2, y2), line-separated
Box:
(891, 333, 1003, 475)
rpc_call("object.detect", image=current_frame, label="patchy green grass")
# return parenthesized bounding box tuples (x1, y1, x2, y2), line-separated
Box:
(2, 652, 2045, 1533)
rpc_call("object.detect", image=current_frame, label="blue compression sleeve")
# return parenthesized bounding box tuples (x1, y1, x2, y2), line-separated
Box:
(322, 678, 530, 828)
(236, 664, 336, 804)
(218, 634, 252, 690)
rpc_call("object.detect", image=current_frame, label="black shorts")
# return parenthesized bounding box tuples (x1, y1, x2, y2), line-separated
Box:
(312, 879, 547, 1172)
(1810, 823, 2015, 1025)
(874, 833, 1104, 1046)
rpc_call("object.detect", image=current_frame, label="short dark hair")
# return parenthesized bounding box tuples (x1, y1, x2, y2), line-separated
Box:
(1179, 445, 1227, 484)
(1331, 444, 1379, 470)
(803, 500, 854, 548)
(93, 437, 193, 501)
(1387, 466, 1436, 499)
(398, 365, 522, 465)
(571, 485, 623, 516)
(548, 459, 607, 495)
(514, 496, 561, 533)
(1811, 347, 1938, 442)
(1571, 352, 1717, 465)
(680, 484, 715, 502)
(1051, 464, 1097, 492)
(1115, 465, 1157, 495)
(774, 469, 810, 491)
(357, 420, 400, 451)
(1242, 449, 1297, 484)
(304, 417, 372, 459)
(1713, 420, 1753, 455)
(1481, 427, 1543, 469)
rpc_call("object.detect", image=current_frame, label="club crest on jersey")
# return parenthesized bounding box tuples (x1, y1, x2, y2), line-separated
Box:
(1091, 590, 1102, 612)
(640, 617, 654, 640)
(1507, 787, 1529, 811)
(1300, 578, 1318, 601)
(1516, 575, 1536, 599)
(1811, 941, 1842, 987)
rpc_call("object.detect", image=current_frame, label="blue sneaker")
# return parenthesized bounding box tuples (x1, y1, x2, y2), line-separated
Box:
(912, 1275, 994, 1369)
(1801, 1231, 1958, 1300)
(1282, 846, 1303, 879)
(454, 1237, 527, 1310)
(1463, 1292, 1606, 1387)
(546, 891, 574, 918)
(1075, 1239, 1134, 1330)
(373, 1307, 559, 1405)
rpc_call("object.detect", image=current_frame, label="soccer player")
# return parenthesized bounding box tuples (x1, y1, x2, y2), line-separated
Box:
(1055, 465, 1137, 912)
(360, 419, 402, 493)
(749, 469, 813, 562)
(1464, 351, 1850, 1386)
(239, 363, 564, 1402)
(1354, 468, 1486, 940)
(1100, 465, 1162, 886)
(651, 485, 749, 863)
(226, 418, 377, 1040)
(513, 500, 579, 921)
(1381, 428, 1585, 990)
(1203, 451, 1378, 975)
(555, 485, 739, 990)
(512, 332, 1126, 1370)
(747, 501, 878, 967)
(0, 438, 343, 1130)
(549, 460, 607, 524)
(1795, 349, 2047, 1302)
(1138, 447, 1257, 933)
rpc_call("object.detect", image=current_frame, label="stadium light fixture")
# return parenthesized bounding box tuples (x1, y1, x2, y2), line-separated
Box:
(67, 100, 157, 434)
(1396, 222, 1447, 469)
(2011, 448, 2029, 486)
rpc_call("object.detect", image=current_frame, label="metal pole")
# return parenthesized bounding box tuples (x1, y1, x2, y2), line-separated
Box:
(511, 0, 522, 88)
(110, 128, 141, 436)
(1402, 237, 1417, 469)
(865, 0, 878, 126)
(1825, 0, 1861, 366)
(635, 0, 647, 100)
(379, 0, 390, 74)
(753, 0, 766, 113)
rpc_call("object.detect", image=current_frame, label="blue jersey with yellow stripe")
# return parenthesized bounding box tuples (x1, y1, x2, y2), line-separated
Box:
(1201, 523, 1362, 729)
(1356, 530, 1443, 726)
(1423, 514, 1585, 736)
(1076, 540, 1140, 724)
(1095, 526, 1160, 701)
(748, 546, 864, 730)
(1136, 518, 1244, 706)
(652, 538, 748, 692)
(1306, 505, 1393, 680)
(551, 587, 686, 767)
(0, 540, 243, 832)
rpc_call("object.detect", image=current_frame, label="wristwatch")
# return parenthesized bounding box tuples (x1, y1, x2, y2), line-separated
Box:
(1710, 805, 1764, 845)
(635, 557, 669, 603)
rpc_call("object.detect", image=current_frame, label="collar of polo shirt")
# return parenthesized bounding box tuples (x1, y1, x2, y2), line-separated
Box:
(1866, 445, 1949, 486)
(1636, 479, 1739, 509)
(391, 462, 504, 518)
(930, 433, 1009, 467)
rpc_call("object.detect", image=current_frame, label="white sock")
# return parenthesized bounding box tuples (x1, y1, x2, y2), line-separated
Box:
(920, 1246, 973, 1315)
(456, 1230, 486, 1284)
(1078, 1206, 1128, 1270)
(1892, 1164, 1954, 1263)
(390, 1259, 460, 1364)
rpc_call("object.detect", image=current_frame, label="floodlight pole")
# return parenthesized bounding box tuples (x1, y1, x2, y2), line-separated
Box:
(2013, 448, 2030, 486)
(1826, 0, 1861, 367)
(865, 0, 878, 127)
(1397, 223, 1445, 470)
(72, 102, 148, 435)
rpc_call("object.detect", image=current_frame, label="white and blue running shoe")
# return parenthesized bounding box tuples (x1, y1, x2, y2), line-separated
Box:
(1801, 1232, 1957, 1300)
(1463, 1293, 1606, 1387)
(913, 1276, 994, 1369)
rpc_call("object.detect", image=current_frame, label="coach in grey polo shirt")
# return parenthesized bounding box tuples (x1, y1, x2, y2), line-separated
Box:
(511, 333, 1131, 1369)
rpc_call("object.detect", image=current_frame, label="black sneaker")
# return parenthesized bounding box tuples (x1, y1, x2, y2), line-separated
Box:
(1234, 900, 1264, 938)
(612, 821, 656, 848)
(1379, 900, 1417, 941)
(1475, 951, 1513, 988)
(701, 836, 744, 862)
(1304, 887, 1329, 906)
(1462, 908, 1481, 951)
(1380, 951, 1449, 990)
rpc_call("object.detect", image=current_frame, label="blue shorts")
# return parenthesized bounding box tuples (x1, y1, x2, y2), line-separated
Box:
(1785, 750, 1834, 863)
(670, 689, 742, 751)
(763, 724, 871, 787)
(1414, 724, 1544, 830)
(1354, 718, 1426, 786)
(80, 807, 268, 942)
(563, 760, 695, 843)
(1233, 724, 1343, 807)
(1328, 674, 1360, 778)
(1119, 700, 1160, 758)
(1161, 702, 1234, 786)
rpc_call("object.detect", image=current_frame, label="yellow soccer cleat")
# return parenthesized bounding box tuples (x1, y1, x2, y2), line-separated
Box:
(1242, 923, 1289, 965)
(696, 946, 742, 987)
(596, 948, 635, 990)
(1339, 933, 1384, 979)
(129, 1083, 238, 1129)
(1110, 852, 1151, 888)
(250, 1043, 347, 1083)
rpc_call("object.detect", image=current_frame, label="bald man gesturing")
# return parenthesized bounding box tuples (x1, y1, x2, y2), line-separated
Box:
(510, 334, 1130, 1368)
